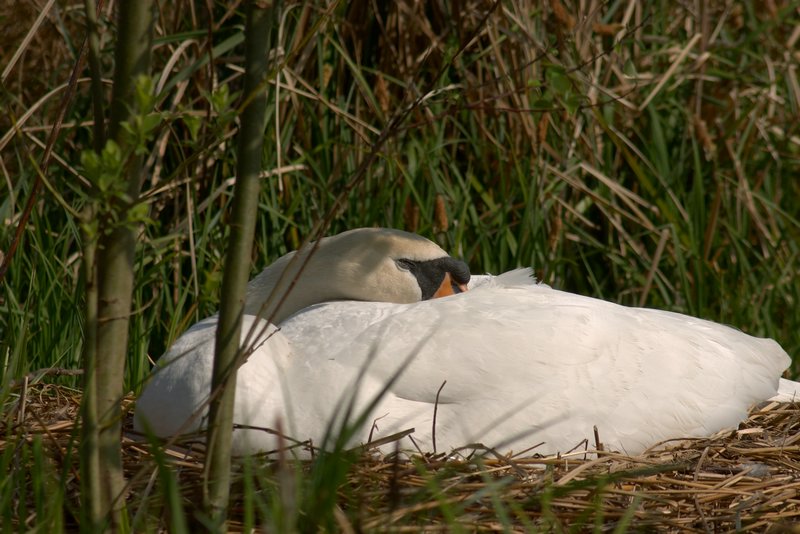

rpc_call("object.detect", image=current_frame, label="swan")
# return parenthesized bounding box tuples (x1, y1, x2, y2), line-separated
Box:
(134, 228, 469, 446)
(134, 227, 794, 456)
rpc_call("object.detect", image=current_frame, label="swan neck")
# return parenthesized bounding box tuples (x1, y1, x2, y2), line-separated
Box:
(243, 249, 330, 324)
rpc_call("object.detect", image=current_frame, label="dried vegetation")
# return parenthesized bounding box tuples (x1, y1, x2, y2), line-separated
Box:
(4, 384, 800, 531)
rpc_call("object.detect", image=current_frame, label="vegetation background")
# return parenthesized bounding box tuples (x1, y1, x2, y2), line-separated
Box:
(1, 0, 799, 530)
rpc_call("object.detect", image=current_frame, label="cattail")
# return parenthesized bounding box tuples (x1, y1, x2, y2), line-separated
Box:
(434, 194, 448, 233)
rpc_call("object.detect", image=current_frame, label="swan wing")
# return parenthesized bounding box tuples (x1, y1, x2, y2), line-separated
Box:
(281, 279, 790, 455)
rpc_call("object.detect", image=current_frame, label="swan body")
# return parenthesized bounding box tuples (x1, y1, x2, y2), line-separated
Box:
(134, 229, 793, 456)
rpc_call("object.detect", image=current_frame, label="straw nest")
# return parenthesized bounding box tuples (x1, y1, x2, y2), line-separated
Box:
(3, 382, 800, 532)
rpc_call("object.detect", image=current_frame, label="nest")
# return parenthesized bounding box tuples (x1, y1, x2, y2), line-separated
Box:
(3, 383, 800, 531)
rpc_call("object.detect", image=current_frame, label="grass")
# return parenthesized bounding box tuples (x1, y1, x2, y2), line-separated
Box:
(1, 0, 799, 530)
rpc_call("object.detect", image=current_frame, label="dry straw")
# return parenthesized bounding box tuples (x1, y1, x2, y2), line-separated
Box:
(3, 383, 800, 531)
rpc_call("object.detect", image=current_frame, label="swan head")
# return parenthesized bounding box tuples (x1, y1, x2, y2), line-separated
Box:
(244, 228, 470, 323)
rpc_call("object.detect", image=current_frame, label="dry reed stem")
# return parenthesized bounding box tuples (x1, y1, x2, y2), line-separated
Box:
(3, 384, 800, 531)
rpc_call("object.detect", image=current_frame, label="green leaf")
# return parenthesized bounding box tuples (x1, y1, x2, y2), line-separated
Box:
(133, 74, 157, 112)
(182, 112, 202, 141)
(101, 139, 123, 169)
(80, 149, 101, 176)
(81, 140, 125, 193)
(127, 202, 151, 225)
(548, 67, 571, 95)
(530, 96, 553, 110)
(140, 112, 163, 136)
(564, 94, 582, 115)
(210, 84, 233, 114)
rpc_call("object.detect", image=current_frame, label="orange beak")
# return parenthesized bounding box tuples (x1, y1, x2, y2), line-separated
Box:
(432, 273, 469, 298)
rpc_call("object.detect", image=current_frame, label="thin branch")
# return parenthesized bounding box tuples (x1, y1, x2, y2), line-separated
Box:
(432, 380, 447, 455)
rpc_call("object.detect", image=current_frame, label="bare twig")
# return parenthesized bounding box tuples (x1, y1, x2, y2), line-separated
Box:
(432, 380, 447, 455)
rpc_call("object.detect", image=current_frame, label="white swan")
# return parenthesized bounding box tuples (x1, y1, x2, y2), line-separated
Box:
(134, 228, 469, 449)
(134, 228, 794, 456)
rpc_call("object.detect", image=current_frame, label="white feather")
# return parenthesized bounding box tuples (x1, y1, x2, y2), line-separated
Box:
(134, 231, 792, 457)
(769, 378, 800, 403)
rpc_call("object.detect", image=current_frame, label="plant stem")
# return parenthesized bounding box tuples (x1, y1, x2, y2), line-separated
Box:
(203, 2, 274, 526)
(79, 205, 102, 532)
(92, 0, 153, 529)
(79, 0, 105, 530)
(84, 0, 105, 151)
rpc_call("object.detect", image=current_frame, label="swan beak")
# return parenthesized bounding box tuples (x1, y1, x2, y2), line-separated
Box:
(432, 273, 469, 298)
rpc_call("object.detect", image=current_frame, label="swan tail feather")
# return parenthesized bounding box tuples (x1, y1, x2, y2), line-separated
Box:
(495, 268, 537, 286)
(769, 378, 800, 403)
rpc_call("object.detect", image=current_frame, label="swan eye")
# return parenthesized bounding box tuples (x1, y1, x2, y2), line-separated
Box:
(396, 258, 416, 272)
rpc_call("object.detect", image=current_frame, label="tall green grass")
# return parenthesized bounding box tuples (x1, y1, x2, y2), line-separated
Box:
(1, 0, 799, 530)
